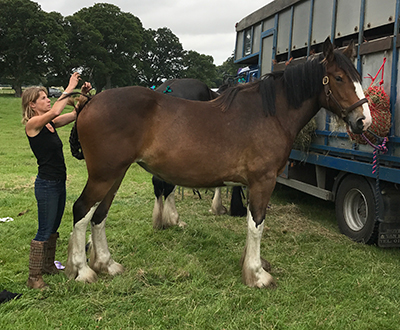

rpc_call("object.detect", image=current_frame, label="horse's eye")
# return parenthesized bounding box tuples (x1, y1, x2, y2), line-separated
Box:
(335, 76, 343, 82)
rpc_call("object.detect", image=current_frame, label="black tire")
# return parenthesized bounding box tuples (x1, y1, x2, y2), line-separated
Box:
(335, 175, 378, 244)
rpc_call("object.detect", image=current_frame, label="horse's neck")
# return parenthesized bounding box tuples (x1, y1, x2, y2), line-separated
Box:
(277, 97, 320, 143)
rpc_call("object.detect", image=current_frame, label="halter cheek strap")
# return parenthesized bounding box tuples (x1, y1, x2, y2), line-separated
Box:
(323, 76, 368, 118)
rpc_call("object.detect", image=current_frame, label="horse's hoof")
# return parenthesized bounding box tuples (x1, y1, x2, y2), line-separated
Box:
(108, 261, 124, 276)
(64, 266, 77, 280)
(254, 271, 276, 289)
(178, 221, 187, 228)
(209, 206, 227, 215)
(242, 267, 276, 289)
(75, 266, 98, 283)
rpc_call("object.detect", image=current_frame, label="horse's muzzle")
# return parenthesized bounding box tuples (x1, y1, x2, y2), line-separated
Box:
(346, 111, 371, 135)
(349, 116, 366, 135)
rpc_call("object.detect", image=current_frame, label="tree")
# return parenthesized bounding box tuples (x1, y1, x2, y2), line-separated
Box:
(136, 28, 185, 87)
(56, 14, 104, 87)
(0, 0, 67, 96)
(182, 50, 217, 87)
(73, 3, 143, 92)
(214, 54, 241, 88)
(43, 11, 79, 88)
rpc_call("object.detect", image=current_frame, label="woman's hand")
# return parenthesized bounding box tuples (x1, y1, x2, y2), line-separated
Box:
(65, 72, 81, 93)
(81, 82, 92, 94)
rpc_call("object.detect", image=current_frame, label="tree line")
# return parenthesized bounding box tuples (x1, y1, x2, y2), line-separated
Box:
(0, 0, 239, 96)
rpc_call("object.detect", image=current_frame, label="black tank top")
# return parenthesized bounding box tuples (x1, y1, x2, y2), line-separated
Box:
(27, 121, 66, 181)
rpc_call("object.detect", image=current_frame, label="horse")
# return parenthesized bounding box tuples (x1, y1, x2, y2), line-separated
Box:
(70, 78, 246, 225)
(65, 38, 371, 288)
(151, 78, 240, 230)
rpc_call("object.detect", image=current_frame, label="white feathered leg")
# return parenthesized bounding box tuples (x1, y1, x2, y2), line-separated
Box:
(241, 208, 275, 288)
(65, 204, 99, 283)
(163, 189, 186, 227)
(210, 187, 227, 215)
(89, 219, 124, 276)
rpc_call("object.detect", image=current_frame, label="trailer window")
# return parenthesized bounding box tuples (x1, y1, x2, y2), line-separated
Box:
(244, 28, 252, 56)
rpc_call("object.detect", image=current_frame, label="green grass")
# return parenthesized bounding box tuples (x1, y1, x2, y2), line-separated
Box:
(1, 95, 400, 329)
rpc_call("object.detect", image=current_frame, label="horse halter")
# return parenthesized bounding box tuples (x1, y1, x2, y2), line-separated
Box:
(322, 76, 368, 119)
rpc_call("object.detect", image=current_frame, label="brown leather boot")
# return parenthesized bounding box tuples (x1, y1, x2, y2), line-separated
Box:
(43, 233, 59, 275)
(27, 240, 48, 289)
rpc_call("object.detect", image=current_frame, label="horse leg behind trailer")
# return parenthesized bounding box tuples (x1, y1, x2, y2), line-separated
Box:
(65, 38, 371, 288)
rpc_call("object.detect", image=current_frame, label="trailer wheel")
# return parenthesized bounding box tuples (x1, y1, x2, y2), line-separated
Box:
(335, 175, 378, 244)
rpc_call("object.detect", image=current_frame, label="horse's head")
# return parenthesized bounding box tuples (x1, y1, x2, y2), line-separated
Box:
(321, 38, 372, 134)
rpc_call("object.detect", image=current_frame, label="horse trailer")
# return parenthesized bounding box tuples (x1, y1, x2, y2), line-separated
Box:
(234, 0, 400, 246)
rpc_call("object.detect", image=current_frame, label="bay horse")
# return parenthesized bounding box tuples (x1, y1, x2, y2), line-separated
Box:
(152, 78, 233, 230)
(65, 38, 371, 287)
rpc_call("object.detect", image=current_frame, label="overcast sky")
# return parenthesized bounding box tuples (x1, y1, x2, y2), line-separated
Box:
(36, 0, 272, 66)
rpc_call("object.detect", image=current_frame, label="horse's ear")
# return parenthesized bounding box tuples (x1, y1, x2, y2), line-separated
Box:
(343, 40, 356, 60)
(322, 37, 334, 63)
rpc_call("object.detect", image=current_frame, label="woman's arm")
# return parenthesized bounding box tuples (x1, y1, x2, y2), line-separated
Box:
(51, 72, 81, 117)
(25, 73, 81, 135)
(53, 81, 92, 128)
(53, 109, 77, 128)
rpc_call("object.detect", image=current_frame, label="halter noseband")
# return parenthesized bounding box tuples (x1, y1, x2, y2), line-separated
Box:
(323, 76, 368, 119)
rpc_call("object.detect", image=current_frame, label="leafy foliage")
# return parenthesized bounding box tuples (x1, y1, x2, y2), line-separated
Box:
(0, 0, 241, 94)
(72, 3, 143, 92)
(136, 27, 185, 87)
(0, 0, 67, 96)
(215, 54, 242, 87)
(182, 50, 217, 87)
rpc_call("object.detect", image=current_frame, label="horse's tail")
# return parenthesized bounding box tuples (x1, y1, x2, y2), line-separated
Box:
(63, 92, 92, 160)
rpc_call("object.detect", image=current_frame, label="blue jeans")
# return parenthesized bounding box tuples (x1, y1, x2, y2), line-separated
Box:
(34, 176, 66, 242)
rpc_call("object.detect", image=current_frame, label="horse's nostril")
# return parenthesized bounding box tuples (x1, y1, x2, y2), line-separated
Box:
(357, 117, 365, 131)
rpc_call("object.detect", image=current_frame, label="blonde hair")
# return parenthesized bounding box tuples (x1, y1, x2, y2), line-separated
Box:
(21, 86, 48, 125)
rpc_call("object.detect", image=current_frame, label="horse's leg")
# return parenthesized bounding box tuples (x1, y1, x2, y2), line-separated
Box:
(210, 187, 227, 215)
(230, 186, 247, 217)
(65, 186, 102, 282)
(152, 177, 183, 229)
(89, 172, 127, 276)
(66, 174, 126, 283)
(152, 176, 165, 229)
(163, 186, 186, 228)
(241, 179, 276, 288)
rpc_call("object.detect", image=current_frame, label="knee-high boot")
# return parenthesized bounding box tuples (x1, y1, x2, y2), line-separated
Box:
(43, 232, 59, 275)
(27, 240, 47, 289)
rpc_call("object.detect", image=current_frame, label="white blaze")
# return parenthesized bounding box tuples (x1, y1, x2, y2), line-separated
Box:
(354, 81, 372, 130)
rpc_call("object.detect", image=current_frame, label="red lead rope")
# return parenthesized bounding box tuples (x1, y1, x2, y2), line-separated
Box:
(365, 57, 386, 87)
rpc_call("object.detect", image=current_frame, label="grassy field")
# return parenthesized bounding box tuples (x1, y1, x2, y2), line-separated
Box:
(1, 94, 400, 329)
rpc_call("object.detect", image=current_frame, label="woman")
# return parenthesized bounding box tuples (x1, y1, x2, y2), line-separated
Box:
(21, 72, 91, 289)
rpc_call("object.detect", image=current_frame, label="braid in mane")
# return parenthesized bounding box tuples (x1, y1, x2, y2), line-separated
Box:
(68, 92, 92, 160)
(69, 122, 84, 160)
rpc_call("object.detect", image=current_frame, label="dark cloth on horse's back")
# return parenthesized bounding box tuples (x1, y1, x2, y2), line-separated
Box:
(156, 78, 219, 101)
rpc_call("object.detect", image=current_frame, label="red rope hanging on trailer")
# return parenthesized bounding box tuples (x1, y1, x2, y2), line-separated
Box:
(347, 57, 391, 145)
